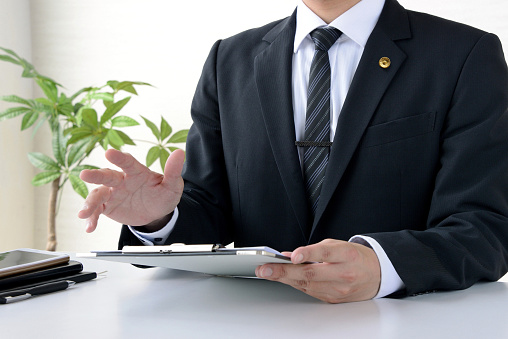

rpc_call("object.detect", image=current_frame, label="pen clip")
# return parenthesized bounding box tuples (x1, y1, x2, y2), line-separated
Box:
(4, 293, 31, 304)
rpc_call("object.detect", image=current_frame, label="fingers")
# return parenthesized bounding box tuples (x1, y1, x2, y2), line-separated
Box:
(78, 186, 112, 232)
(80, 168, 124, 187)
(255, 240, 381, 303)
(257, 262, 343, 283)
(258, 240, 369, 281)
(104, 149, 149, 176)
(257, 267, 347, 302)
(290, 239, 358, 264)
(79, 149, 138, 186)
(78, 149, 184, 233)
(78, 185, 111, 218)
(84, 203, 104, 233)
(290, 281, 358, 304)
(163, 149, 185, 182)
(256, 261, 377, 303)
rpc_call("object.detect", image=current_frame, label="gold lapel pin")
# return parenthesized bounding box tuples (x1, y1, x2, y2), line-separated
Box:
(379, 57, 391, 69)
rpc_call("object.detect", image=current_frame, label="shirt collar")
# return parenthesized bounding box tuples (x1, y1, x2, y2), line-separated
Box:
(294, 0, 386, 53)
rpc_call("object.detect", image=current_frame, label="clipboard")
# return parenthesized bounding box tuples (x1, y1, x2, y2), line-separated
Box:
(77, 244, 292, 277)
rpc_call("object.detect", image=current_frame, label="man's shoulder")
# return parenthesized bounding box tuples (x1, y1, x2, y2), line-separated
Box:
(227, 16, 290, 42)
(406, 9, 487, 42)
(218, 14, 294, 52)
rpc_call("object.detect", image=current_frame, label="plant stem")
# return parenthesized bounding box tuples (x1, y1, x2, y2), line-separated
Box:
(56, 176, 69, 214)
(46, 176, 61, 251)
(132, 139, 158, 146)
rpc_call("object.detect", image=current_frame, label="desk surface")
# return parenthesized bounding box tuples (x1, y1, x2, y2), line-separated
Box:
(1, 256, 507, 339)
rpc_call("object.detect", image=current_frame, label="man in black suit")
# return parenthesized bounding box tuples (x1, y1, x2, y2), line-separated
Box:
(79, 0, 508, 303)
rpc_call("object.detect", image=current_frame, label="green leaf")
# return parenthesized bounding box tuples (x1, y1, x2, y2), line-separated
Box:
(31, 115, 48, 139)
(74, 104, 84, 125)
(70, 164, 99, 176)
(115, 81, 152, 95)
(107, 129, 124, 149)
(36, 74, 62, 87)
(146, 146, 160, 167)
(36, 79, 58, 102)
(17, 57, 36, 79)
(167, 129, 189, 144)
(103, 99, 113, 109)
(101, 136, 109, 150)
(160, 117, 172, 141)
(115, 130, 136, 145)
(107, 80, 120, 90)
(129, 81, 152, 87)
(81, 108, 98, 128)
(88, 92, 114, 102)
(85, 136, 101, 154)
(27, 152, 60, 171)
(69, 87, 93, 102)
(58, 92, 68, 102)
(111, 116, 139, 127)
(57, 102, 74, 117)
(69, 174, 88, 199)
(100, 96, 131, 125)
(73, 102, 84, 114)
(67, 138, 89, 166)
(21, 110, 39, 130)
(21, 68, 35, 79)
(117, 83, 137, 95)
(32, 171, 61, 186)
(34, 97, 54, 106)
(67, 128, 93, 145)
(159, 148, 170, 172)
(0, 54, 21, 65)
(52, 126, 67, 166)
(141, 116, 160, 141)
(68, 126, 93, 136)
(0, 47, 23, 59)
(48, 118, 60, 133)
(0, 95, 31, 106)
(0, 106, 31, 121)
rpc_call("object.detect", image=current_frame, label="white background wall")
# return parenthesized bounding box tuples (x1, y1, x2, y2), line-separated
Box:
(0, 0, 34, 250)
(0, 0, 507, 253)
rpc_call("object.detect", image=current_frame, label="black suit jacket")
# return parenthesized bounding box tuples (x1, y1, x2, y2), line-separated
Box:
(120, 0, 508, 296)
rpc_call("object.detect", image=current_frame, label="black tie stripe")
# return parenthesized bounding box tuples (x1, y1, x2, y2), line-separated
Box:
(302, 27, 342, 218)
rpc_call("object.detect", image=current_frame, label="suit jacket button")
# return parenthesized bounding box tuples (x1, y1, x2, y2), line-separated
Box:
(379, 57, 391, 68)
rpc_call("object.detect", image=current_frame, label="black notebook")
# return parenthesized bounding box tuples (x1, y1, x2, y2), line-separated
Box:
(0, 260, 85, 292)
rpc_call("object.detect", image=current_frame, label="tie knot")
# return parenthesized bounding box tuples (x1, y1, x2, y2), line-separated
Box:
(310, 27, 342, 52)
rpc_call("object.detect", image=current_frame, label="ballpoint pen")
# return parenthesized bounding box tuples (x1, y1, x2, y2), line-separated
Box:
(0, 280, 75, 304)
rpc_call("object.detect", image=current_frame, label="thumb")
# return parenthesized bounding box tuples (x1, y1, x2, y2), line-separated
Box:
(163, 149, 185, 182)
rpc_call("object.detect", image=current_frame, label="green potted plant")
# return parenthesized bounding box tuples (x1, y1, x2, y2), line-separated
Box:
(0, 47, 188, 251)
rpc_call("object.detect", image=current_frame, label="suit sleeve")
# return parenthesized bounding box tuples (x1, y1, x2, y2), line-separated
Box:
(368, 33, 508, 296)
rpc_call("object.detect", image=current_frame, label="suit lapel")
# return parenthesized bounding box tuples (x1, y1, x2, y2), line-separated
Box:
(311, 0, 411, 233)
(255, 11, 311, 239)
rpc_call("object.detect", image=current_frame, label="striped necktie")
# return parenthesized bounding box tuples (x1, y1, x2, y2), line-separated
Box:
(300, 27, 342, 218)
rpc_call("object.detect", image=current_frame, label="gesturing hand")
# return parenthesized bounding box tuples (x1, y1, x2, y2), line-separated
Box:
(255, 239, 381, 303)
(78, 148, 185, 232)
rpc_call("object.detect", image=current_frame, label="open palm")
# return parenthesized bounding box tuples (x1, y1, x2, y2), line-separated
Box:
(78, 149, 185, 232)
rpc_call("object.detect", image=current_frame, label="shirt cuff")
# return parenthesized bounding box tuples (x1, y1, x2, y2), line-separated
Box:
(128, 207, 179, 246)
(349, 235, 405, 298)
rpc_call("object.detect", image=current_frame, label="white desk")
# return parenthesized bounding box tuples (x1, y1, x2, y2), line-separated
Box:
(1, 256, 507, 339)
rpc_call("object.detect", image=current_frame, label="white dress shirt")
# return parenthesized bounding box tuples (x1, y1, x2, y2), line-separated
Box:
(131, 0, 405, 298)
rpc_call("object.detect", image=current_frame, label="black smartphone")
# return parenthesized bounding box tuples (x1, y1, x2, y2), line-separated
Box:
(0, 248, 69, 278)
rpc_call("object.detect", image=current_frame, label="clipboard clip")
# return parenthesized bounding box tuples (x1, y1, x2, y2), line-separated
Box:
(122, 243, 224, 254)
